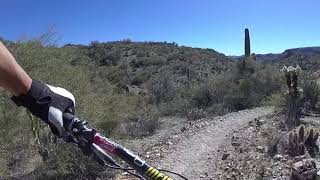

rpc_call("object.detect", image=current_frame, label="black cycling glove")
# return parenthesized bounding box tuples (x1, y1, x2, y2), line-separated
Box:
(11, 80, 75, 137)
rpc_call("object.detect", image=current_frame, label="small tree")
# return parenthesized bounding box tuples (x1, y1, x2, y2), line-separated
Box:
(281, 65, 303, 129)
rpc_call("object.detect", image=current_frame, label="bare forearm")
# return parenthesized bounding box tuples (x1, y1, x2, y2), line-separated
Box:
(0, 41, 32, 96)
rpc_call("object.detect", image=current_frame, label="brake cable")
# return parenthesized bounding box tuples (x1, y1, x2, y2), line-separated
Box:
(63, 113, 189, 180)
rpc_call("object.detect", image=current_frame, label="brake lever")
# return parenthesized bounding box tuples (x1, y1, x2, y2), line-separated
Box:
(63, 113, 96, 155)
(63, 113, 119, 168)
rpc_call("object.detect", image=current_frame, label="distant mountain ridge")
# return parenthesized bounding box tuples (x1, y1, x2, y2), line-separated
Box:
(230, 47, 320, 61)
(281, 47, 320, 57)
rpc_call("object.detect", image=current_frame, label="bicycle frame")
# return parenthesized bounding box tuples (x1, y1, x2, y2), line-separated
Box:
(64, 113, 175, 180)
(93, 133, 174, 180)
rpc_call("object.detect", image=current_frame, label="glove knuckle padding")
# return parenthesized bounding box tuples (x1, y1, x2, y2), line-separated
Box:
(46, 85, 75, 106)
(11, 80, 75, 136)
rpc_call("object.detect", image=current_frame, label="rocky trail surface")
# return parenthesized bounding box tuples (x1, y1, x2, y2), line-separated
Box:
(117, 107, 275, 180)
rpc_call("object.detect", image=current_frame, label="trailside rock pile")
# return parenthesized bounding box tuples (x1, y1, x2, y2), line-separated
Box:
(291, 158, 318, 180)
(217, 113, 320, 180)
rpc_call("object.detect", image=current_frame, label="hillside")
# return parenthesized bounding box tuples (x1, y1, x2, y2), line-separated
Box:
(76, 41, 233, 90)
(0, 39, 248, 179)
(6, 36, 320, 179)
(1, 37, 320, 179)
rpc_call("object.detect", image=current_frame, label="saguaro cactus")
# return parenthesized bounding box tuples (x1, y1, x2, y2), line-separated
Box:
(245, 28, 250, 57)
(281, 65, 303, 129)
(239, 28, 255, 74)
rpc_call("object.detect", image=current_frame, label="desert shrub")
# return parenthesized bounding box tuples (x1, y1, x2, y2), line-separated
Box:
(116, 108, 159, 138)
(206, 103, 227, 115)
(0, 95, 37, 178)
(100, 50, 121, 66)
(191, 84, 213, 108)
(300, 74, 320, 110)
(190, 75, 228, 109)
(235, 58, 256, 76)
(224, 78, 261, 110)
(104, 66, 128, 85)
(186, 107, 207, 121)
(28, 139, 110, 179)
(131, 71, 151, 86)
(81, 92, 147, 137)
(222, 63, 281, 111)
(252, 65, 282, 96)
(131, 56, 165, 68)
(156, 97, 191, 116)
(147, 71, 176, 104)
(133, 46, 149, 57)
(265, 92, 287, 111)
(87, 42, 121, 66)
(187, 61, 282, 115)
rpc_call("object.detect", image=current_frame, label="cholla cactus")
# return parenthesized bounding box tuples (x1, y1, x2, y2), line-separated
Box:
(288, 125, 319, 157)
(281, 65, 303, 129)
(305, 127, 319, 146)
(288, 127, 305, 156)
(280, 65, 302, 74)
(281, 65, 302, 91)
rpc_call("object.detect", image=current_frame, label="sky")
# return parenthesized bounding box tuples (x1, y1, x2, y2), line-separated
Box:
(1, 0, 320, 55)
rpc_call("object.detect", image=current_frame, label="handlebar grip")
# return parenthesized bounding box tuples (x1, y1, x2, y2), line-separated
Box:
(63, 112, 76, 131)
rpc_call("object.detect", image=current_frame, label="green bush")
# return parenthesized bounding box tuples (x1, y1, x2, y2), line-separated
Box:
(265, 92, 288, 111)
(87, 42, 121, 66)
(28, 140, 110, 179)
(186, 107, 207, 121)
(187, 63, 281, 113)
(156, 97, 190, 116)
(115, 107, 159, 138)
(131, 71, 151, 86)
(131, 56, 165, 68)
(147, 71, 176, 104)
(191, 84, 213, 108)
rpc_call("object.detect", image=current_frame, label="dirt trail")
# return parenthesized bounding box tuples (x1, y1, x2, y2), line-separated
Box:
(122, 107, 274, 180)
(157, 107, 274, 179)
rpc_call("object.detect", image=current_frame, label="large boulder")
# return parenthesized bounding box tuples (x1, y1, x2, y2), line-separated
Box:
(291, 159, 318, 180)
